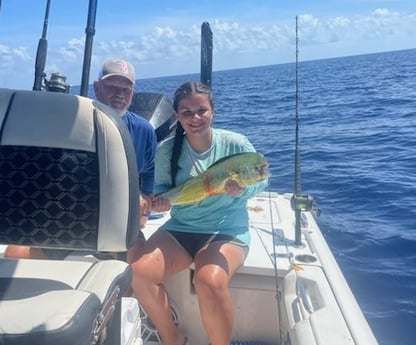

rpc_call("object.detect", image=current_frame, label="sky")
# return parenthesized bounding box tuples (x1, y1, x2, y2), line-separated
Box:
(0, 0, 415, 90)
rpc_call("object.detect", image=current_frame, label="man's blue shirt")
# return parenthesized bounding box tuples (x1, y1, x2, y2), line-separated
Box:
(122, 111, 157, 195)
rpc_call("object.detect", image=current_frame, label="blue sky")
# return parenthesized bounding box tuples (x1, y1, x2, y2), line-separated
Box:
(1, 0, 415, 90)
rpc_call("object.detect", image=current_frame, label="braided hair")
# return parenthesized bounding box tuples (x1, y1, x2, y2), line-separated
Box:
(170, 81, 214, 186)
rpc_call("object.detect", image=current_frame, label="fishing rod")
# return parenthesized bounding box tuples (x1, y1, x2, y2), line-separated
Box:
(291, 16, 314, 246)
(200, 21, 213, 88)
(32, 0, 51, 91)
(80, 0, 98, 97)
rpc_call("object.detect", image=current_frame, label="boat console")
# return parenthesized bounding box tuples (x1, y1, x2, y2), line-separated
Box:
(129, 92, 176, 142)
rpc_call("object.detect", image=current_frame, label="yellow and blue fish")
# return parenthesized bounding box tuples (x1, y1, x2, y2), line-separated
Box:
(160, 152, 270, 205)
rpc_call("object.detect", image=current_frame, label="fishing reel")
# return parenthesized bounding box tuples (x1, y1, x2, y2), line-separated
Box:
(291, 194, 315, 212)
(44, 72, 71, 93)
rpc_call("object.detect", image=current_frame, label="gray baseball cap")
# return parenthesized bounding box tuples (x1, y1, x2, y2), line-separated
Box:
(98, 58, 135, 84)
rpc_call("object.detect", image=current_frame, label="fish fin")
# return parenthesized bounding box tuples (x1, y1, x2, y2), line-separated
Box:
(206, 152, 250, 169)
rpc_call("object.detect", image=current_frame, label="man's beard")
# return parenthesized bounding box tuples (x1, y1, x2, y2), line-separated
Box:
(114, 108, 127, 117)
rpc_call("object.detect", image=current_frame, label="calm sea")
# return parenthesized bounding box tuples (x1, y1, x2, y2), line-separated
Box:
(85, 48, 416, 345)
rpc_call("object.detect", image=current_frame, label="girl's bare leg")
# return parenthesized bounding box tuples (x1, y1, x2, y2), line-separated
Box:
(128, 231, 192, 345)
(193, 242, 246, 345)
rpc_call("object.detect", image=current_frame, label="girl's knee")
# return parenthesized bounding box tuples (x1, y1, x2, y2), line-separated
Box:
(194, 268, 228, 294)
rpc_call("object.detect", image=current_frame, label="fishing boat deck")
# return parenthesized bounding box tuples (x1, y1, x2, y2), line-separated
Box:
(0, 191, 379, 345)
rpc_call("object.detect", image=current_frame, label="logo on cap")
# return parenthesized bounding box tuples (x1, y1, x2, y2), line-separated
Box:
(115, 60, 129, 75)
(99, 58, 135, 84)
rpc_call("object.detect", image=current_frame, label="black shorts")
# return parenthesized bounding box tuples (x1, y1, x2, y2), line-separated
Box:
(166, 231, 248, 259)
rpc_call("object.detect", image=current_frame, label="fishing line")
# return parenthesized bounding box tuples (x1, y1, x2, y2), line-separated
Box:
(293, 15, 303, 246)
(266, 187, 285, 345)
(265, 16, 304, 345)
(268, 16, 313, 345)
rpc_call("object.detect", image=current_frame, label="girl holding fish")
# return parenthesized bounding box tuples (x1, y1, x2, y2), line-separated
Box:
(128, 81, 269, 345)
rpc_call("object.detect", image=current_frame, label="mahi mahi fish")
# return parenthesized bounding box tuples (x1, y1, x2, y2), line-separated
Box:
(159, 152, 270, 205)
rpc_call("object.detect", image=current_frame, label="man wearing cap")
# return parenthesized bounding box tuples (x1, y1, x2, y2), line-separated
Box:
(94, 58, 157, 227)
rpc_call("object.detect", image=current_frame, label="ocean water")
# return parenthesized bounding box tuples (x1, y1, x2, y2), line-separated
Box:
(131, 49, 416, 345)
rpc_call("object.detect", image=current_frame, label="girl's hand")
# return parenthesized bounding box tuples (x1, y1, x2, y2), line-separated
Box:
(224, 179, 245, 196)
(151, 195, 172, 212)
(139, 195, 152, 228)
(140, 195, 152, 216)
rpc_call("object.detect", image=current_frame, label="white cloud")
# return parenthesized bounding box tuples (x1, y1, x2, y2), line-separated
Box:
(0, 45, 31, 64)
(59, 37, 85, 61)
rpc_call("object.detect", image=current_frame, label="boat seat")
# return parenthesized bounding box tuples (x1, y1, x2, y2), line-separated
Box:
(0, 89, 141, 345)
